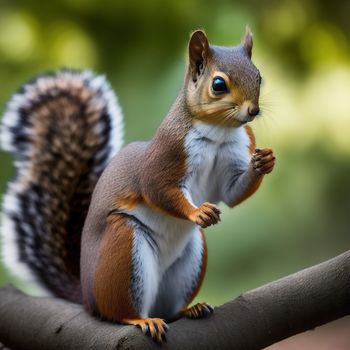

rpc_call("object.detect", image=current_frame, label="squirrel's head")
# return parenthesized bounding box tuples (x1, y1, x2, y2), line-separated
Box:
(185, 28, 261, 128)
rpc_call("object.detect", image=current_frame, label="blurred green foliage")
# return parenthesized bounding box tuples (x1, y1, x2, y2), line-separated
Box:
(0, 0, 349, 305)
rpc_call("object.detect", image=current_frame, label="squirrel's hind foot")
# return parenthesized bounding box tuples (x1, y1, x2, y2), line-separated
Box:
(182, 302, 214, 319)
(123, 317, 169, 343)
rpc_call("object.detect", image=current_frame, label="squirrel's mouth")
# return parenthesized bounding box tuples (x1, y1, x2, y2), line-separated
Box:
(191, 103, 259, 128)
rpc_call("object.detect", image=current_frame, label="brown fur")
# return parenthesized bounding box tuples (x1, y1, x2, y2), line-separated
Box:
(186, 30, 261, 128)
(29, 93, 105, 279)
(139, 92, 199, 219)
(245, 124, 256, 155)
(93, 214, 138, 321)
(81, 29, 273, 330)
(2, 70, 119, 303)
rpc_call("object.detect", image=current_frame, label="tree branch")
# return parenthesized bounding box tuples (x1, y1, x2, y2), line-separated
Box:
(1, 251, 350, 350)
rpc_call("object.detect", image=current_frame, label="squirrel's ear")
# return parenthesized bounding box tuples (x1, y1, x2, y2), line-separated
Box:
(188, 30, 209, 82)
(242, 26, 253, 58)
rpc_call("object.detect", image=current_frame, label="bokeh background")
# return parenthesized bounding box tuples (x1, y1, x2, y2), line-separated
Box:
(0, 0, 349, 348)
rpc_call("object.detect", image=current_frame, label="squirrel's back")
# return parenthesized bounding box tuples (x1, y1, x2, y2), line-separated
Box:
(0, 70, 123, 302)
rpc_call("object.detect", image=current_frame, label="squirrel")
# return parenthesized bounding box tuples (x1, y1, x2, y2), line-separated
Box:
(1, 29, 275, 342)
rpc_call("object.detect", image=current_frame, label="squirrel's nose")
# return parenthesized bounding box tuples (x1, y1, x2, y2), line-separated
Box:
(248, 105, 260, 117)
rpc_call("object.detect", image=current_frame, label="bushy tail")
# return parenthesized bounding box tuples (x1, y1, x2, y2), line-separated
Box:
(0, 70, 123, 302)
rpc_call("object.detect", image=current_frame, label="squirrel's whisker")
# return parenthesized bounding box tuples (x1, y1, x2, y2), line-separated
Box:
(0, 28, 276, 345)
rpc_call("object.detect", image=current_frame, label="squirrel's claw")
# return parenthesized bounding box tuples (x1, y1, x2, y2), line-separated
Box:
(182, 302, 214, 319)
(190, 203, 221, 228)
(252, 148, 276, 175)
(123, 318, 168, 343)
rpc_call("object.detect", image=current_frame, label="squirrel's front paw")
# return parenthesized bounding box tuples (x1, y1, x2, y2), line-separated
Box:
(251, 148, 276, 175)
(189, 202, 221, 228)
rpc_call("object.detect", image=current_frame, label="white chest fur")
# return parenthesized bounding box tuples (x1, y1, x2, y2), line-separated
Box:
(126, 203, 196, 272)
(182, 122, 251, 206)
(123, 123, 251, 273)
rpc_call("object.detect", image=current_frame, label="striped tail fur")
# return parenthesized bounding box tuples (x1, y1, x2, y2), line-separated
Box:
(0, 70, 123, 302)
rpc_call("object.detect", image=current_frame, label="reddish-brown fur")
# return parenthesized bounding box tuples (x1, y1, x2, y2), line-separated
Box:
(140, 93, 198, 219)
(245, 124, 256, 155)
(80, 29, 276, 342)
(93, 215, 138, 321)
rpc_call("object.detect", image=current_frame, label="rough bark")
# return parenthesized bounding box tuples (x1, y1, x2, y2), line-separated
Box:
(0, 251, 349, 350)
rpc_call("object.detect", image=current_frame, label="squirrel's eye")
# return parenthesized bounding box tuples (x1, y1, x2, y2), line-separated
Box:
(212, 76, 228, 94)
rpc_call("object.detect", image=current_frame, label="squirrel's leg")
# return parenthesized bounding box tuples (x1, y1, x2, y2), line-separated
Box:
(223, 148, 275, 207)
(93, 214, 167, 342)
(150, 229, 212, 321)
(179, 230, 213, 319)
